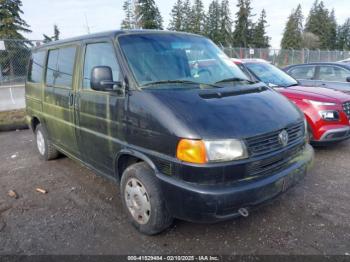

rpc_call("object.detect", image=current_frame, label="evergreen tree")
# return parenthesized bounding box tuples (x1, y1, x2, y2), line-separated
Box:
(205, 0, 221, 44)
(0, 0, 31, 39)
(190, 0, 206, 34)
(43, 34, 52, 43)
(337, 19, 350, 50)
(218, 0, 233, 45)
(304, 0, 334, 49)
(232, 0, 255, 47)
(281, 4, 304, 49)
(121, 0, 136, 29)
(252, 9, 269, 48)
(182, 0, 192, 32)
(136, 0, 163, 29)
(0, 0, 31, 76)
(327, 9, 337, 50)
(53, 24, 60, 41)
(42, 25, 60, 43)
(168, 0, 184, 31)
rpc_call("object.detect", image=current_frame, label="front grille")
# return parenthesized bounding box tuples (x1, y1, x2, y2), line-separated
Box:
(343, 101, 350, 119)
(246, 143, 304, 178)
(245, 121, 305, 157)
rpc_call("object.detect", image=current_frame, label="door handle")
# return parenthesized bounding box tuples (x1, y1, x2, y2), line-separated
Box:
(69, 93, 74, 107)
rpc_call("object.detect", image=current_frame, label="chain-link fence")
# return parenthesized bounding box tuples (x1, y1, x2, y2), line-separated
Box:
(222, 47, 350, 67)
(0, 39, 42, 87)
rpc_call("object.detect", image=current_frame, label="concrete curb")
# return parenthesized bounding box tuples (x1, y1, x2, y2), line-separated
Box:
(0, 123, 29, 132)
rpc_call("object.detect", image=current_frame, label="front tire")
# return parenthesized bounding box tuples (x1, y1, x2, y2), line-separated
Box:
(35, 124, 59, 161)
(120, 162, 173, 235)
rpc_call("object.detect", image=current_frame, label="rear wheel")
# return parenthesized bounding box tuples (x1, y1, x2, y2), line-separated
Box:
(120, 162, 173, 235)
(35, 124, 59, 161)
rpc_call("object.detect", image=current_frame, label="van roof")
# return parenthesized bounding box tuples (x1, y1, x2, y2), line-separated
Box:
(34, 30, 201, 50)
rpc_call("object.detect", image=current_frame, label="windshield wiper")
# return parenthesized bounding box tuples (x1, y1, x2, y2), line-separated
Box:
(215, 77, 256, 84)
(141, 80, 219, 89)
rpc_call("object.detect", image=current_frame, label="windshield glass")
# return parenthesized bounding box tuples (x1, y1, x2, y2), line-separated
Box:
(245, 62, 298, 87)
(118, 33, 249, 87)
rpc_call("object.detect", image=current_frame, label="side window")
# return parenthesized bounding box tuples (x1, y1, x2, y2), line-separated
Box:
(46, 47, 76, 88)
(289, 66, 315, 80)
(83, 42, 121, 89)
(28, 51, 46, 83)
(318, 66, 350, 82)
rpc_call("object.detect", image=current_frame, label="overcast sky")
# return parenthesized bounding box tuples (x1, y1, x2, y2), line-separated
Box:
(22, 0, 348, 48)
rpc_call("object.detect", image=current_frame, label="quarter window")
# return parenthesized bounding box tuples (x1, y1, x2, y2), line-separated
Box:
(28, 51, 46, 83)
(318, 66, 350, 82)
(46, 47, 76, 87)
(83, 42, 121, 89)
(289, 66, 315, 80)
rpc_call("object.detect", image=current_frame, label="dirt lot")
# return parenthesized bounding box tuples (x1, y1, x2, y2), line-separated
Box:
(0, 130, 349, 255)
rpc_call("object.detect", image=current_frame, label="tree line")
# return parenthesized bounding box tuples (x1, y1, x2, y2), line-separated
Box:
(121, 0, 269, 48)
(121, 0, 350, 50)
(281, 1, 350, 50)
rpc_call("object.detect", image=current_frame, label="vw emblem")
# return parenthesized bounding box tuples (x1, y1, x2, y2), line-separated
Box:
(278, 130, 289, 147)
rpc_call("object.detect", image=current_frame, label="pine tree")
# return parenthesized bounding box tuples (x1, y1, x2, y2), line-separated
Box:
(218, 0, 233, 45)
(0, 0, 31, 39)
(190, 0, 206, 35)
(281, 4, 304, 49)
(136, 0, 163, 29)
(53, 24, 60, 41)
(232, 0, 255, 47)
(328, 9, 337, 50)
(305, 0, 334, 49)
(42, 25, 60, 43)
(121, 0, 136, 29)
(0, 0, 31, 76)
(337, 19, 350, 50)
(182, 0, 192, 32)
(251, 9, 269, 48)
(168, 0, 184, 31)
(205, 0, 221, 44)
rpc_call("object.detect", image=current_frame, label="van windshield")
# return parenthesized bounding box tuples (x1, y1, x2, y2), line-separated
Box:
(118, 33, 249, 88)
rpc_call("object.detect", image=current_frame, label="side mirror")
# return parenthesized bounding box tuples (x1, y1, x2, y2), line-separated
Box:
(346, 76, 350, 83)
(90, 66, 121, 91)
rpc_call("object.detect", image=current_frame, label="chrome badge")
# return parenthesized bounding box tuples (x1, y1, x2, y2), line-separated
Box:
(278, 130, 289, 147)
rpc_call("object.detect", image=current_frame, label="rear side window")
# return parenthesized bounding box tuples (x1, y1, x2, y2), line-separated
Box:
(83, 42, 121, 89)
(28, 51, 46, 83)
(46, 46, 76, 87)
(318, 66, 350, 82)
(289, 66, 315, 80)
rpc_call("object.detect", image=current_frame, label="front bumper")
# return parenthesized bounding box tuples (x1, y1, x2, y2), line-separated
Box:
(317, 126, 350, 142)
(157, 144, 314, 223)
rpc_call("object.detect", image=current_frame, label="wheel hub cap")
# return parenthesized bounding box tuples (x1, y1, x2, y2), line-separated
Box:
(124, 178, 151, 225)
(36, 130, 45, 156)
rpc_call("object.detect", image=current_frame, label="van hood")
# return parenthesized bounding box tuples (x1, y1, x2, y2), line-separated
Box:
(277, 85, 350, 103)
(137, 85, 303, 140)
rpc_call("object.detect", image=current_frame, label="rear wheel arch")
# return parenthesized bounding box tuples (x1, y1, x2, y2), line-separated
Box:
(30, 116, 41, 132)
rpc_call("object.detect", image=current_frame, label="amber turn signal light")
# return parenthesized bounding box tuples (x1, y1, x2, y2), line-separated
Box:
(176, 139, 207, 164)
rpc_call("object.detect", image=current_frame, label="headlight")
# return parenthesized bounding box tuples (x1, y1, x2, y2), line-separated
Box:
(204, 139, 248, 162)
(319, 110, 340, 121)
(176, 139, 248, 164)
(306, 100, 337, 106)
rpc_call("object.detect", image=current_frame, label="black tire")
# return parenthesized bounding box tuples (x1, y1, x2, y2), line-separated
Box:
(35, 124, 59, 161)
(120, 162, 173, 235)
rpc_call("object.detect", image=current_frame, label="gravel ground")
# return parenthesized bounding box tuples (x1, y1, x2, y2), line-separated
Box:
(0, 130, 349, 255)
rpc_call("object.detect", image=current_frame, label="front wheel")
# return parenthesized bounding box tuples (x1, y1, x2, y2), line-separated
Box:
(120, 162, 173, 235)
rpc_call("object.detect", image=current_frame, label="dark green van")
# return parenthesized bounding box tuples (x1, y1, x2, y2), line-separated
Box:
(26, 30, 313, 235)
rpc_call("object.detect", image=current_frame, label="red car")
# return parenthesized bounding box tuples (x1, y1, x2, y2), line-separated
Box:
(233, 59, 350, 144)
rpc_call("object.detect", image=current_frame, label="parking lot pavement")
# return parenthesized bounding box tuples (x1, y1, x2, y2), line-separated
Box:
(0, 130, 349, 255)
